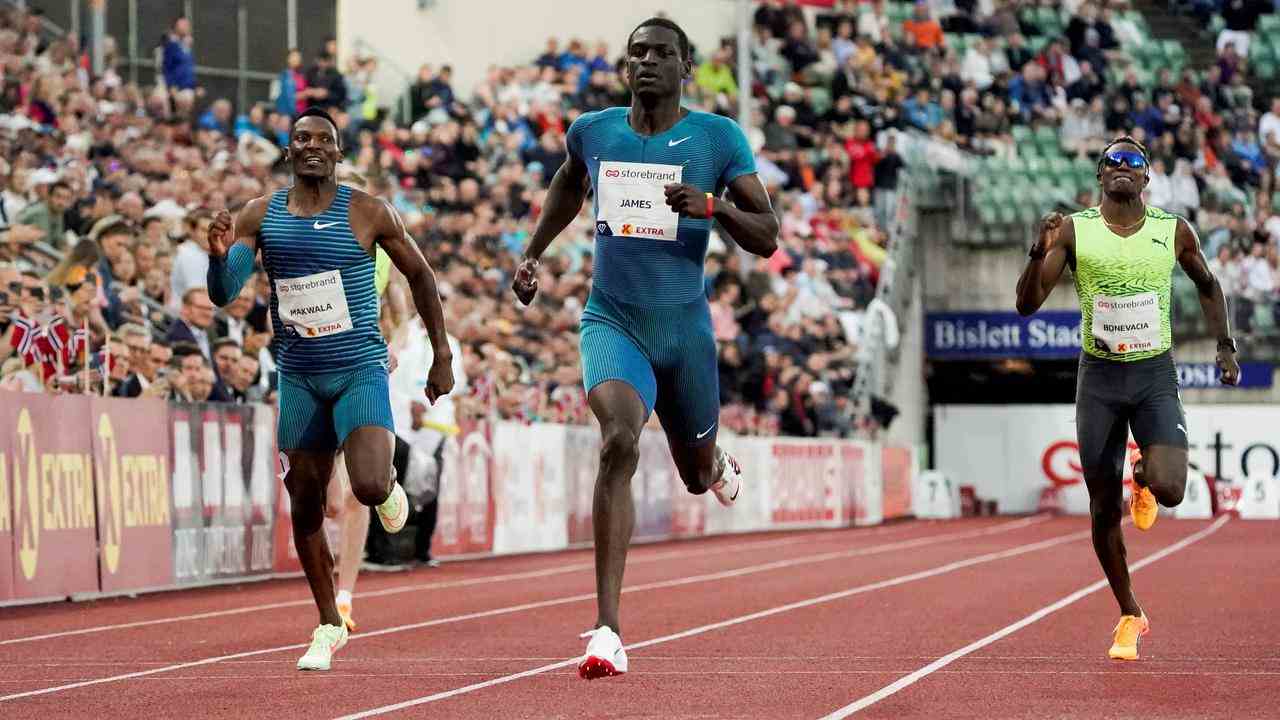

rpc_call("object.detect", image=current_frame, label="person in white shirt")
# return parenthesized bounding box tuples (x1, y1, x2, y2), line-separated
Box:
(1259, 97, 1280, 160)
(961, 38, 995, 90)
(169, 210, 213, 313)
(1143, 158, 1174, 210)
(1168, 159, 1201, 220)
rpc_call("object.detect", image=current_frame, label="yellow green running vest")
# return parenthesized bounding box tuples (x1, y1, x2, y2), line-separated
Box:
(1071, 206, 1178, 361)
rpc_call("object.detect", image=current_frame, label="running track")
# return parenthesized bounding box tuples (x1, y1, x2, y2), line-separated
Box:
(1, 515, 1275, 719)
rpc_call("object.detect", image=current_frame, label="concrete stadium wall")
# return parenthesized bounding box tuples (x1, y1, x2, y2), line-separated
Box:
(337, 0, 740, 105)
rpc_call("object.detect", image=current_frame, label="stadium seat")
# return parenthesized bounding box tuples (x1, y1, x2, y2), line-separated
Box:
(1259, 14, 1280, 35)
(1254, 303, 1277, 334)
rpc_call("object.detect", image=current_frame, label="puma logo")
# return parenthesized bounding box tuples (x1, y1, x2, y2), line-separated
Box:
(1152, 237, 1168, 249)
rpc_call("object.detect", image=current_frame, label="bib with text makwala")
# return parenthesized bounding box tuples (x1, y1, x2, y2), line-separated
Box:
(596, 160, 682, 241)
(1091, 291, 1161, 355)
(275, 269, 353, 338)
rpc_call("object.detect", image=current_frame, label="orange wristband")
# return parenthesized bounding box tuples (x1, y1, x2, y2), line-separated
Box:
(705, 192, 715, 219)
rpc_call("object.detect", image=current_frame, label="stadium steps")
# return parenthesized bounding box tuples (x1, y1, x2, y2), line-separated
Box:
(1129, 0, 1218, 71)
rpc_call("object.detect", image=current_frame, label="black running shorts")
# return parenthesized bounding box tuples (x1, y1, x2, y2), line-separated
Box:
(1075, 351, 1188, 488)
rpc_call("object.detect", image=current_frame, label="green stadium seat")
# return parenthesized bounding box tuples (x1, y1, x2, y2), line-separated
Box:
(1255, 60, 1278, 81)
(1046, 155, 1073, 182)
(1259, 14, 1280, 34)
(1253, 303, 1277, 334)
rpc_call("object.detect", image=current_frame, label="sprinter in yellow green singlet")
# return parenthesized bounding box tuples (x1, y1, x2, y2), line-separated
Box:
(1015, 136, 1240, 661)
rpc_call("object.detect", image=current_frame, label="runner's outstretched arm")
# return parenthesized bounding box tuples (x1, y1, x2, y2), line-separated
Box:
(665, 174, 778, 257)
(206, 198, 267, 307)
(1175, 217, 1240, 385)
(512, 153, 590, 305)
(363, 198, 455, 403)
(1016, 211, 1073, 316)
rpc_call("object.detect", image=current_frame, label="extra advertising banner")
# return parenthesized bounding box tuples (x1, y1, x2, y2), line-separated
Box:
(432, 419, 495, 556)
(935, 404, 1280, 514)
(91, 397, 174, 593)
(0, 394, 99, 600)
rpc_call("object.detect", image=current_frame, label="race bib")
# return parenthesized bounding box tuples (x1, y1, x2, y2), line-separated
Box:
(275, 269, 352, 338)
(596, 160, 682, 241)
(1092, 291, 1161, 354)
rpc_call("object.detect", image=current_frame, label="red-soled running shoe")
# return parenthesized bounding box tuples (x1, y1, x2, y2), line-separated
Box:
(578, 626, 628, 680)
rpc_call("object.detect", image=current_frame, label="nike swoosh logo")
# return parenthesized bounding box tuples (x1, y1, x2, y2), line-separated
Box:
(696, 423, 716, 439)
(668, 137, 692, 147)
(313, 221, 339, 230)
(730, 486, 740, 502)
(1176, 424, 1186, 435)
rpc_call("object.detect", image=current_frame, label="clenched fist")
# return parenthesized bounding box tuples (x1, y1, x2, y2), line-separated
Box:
(512, 256, 539, 306)
(664, 184, 713, 219)
(208, 209, 233, 259)
(1038, 211, 1065, 250)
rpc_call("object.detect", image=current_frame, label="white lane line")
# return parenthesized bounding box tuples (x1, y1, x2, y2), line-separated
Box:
(0, 518, 1038, 646)
(0, 531, 831, 646)
(0, 517, 1046, 702)
(9, 668, 1280, 683)
(333, 523, 1094, 719)
(818, 515, 1230, 719)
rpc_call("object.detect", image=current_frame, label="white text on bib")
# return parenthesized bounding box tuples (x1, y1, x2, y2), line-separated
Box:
(596, 160, 682, 241)
(275, 269, 352, 338)
(1092, 291, 1161, 354)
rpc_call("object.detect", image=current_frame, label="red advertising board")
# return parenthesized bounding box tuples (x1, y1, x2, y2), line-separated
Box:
(881, 446, 913, 520)
(770, 441, 840, 526)
(432, 419, 495, 557)
(91, 397, 175, 592)
(1, 394, 99, 599)
(0, 397, 13, 602)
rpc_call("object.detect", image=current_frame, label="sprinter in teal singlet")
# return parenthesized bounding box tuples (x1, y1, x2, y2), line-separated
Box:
(513, 18, 779, 680)
(205, 107, 454, 671)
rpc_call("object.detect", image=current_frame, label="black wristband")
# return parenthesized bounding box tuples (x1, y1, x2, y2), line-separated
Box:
(1028, 243, 1047, 260)
(1217, 337, 1237, 354)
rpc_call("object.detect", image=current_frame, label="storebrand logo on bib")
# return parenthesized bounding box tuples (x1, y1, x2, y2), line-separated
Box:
(604, 169, 620, 178)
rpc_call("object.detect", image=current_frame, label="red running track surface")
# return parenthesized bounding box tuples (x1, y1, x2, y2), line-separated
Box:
(0, 515, 1274, 719)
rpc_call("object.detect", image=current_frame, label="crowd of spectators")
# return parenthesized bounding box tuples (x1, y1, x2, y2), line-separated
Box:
(4, 1, 1276, 438)
(0, 4, 899, 438)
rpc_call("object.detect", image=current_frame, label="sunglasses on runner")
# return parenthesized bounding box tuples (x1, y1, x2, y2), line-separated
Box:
(1101, 150, 1148, 170)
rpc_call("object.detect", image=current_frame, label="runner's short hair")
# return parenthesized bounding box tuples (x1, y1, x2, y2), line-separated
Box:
(628, 17, 691, 61)
(292, 106, 340, 147)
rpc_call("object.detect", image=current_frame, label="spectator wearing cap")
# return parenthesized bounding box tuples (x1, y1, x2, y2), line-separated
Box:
(15, 178, 71, 249)
(161, 16, 196, 92)
(166, 287, 218, 363)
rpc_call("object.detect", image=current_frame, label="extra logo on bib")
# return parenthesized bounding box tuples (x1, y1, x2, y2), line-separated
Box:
(1092, 291, 1160, 354)
(275, 269, 353, 338)
(596, 160, 681, 241)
